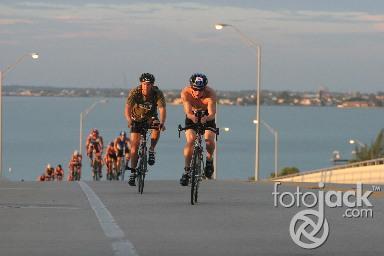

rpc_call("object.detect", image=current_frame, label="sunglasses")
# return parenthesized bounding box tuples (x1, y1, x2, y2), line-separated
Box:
(192, 87, 204, 92)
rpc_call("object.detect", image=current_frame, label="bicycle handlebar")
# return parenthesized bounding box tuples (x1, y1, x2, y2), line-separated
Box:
(178, 124, 219, 140)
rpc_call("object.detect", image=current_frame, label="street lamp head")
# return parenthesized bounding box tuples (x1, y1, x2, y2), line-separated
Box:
(224, 127, 230, 132)
(253, 119, 258, 124)
(31, 53, 39, 59)
(214, 23, 230, 30)
(349, 139, 355, 145)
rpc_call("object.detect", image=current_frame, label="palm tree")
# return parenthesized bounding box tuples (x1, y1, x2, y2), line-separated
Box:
(351, 129, 384, 162)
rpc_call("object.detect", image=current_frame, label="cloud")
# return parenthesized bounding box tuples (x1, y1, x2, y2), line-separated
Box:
(15, 1, 73, 10)
(373, 23, 384, 31)
(0, 18, 34, 25)
(54, 31, 103, 39)
(0, 40, 19, 45)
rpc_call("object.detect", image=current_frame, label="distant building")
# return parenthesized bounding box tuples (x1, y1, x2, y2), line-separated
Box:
(338, 98, 374, 108)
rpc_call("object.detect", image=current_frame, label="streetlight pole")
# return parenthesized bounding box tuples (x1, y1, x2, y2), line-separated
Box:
(214, 103, 218, 180)
(254, 120, 278, 178)
(215, 23, 262, 181)
(0, 53, 39, 177)
(79, 99, 108, 154)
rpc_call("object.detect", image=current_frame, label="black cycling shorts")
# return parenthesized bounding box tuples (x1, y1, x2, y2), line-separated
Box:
(108, 153, 117, 161)
(185, 117, 216, 130)
(131, 118, 159, 134)
(117, 148, 129, 157)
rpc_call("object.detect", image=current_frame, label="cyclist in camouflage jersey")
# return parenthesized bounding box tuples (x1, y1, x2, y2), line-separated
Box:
(125, 73, 167, 186)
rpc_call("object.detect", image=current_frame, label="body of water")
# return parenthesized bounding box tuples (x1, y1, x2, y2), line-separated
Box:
(3, 97, 383, 181)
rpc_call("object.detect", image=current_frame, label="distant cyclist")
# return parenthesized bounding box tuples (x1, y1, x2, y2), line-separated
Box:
(54, 164, 64, 181)
(44, 164, 54, 181)
(180, 73, 217, 186)
(114, 131, 131, 173)
(104, 141, 117, 178)
(68, 150, 82, 181)
(86, 128, 104, 162)
(125, 73, 166, 186)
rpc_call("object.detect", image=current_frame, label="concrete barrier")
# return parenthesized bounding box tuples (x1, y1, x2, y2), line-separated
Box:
(273, 158, 384, 184)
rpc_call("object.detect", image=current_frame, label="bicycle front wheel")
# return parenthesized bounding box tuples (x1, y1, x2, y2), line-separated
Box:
(137, 156, 147, 194)
(137, 168, 145, 194)
(190, 152, 201, 205)
(120, 158, 125, 181)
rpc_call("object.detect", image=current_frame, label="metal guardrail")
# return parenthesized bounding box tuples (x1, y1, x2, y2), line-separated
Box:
(271, 157, 384, 180)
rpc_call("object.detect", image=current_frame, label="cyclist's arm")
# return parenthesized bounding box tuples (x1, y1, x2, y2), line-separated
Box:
(125, 103, 133, 126)
(181, 90, 196, 121)
(101, 142, 104, 153)
(206, 89, 217, 121)
(125, 90, 135, 126)
(156, 90, 167, 129)
(113, 139, 119, 152)
(158, 106, 166, 129)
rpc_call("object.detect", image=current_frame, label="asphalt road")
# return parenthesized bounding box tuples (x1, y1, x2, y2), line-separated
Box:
(0, 180, 383, 255)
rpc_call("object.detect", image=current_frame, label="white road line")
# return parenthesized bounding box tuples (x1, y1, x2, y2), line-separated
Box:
(79, 181, 138, 256)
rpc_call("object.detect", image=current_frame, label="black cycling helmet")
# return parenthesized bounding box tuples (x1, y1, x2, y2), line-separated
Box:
(190, 73, 208, 90)
(139, 73, 155, 83)
(119, 131, 126, 137)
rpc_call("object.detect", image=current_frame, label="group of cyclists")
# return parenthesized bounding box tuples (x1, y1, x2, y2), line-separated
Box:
(37, 164, 64, 181)
(124, 72, 217, 187)
(84, 128, 130, 180)
(38, 72, 217, 186)
(38, 129, 130, 182)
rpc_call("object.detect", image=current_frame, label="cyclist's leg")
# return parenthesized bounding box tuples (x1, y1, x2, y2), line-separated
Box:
(146, 128, 159, 165)
(116, 156, 121, 172)
(130, 133, 141, 170)
(180, 129, 196, 186)
(124, 151, 130, 169)
(204, 130, 216, 179)
(113, 158, 118, 176)
(106, 159, 111, 174)
(78, 164, 82, 179)
(149, 129, 160, 151)
(204, 130, 216, 160)
(184, 129, 196, 168)
(129, 130, 141, 186)
(98, 160, 103, 178)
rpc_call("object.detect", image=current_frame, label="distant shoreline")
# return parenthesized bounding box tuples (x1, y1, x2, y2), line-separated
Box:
(3, 85, 384, 107)
(3, 95, 383, 108)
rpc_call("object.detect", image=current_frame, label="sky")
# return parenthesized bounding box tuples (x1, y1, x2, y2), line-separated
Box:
(1, 0, 384, 92)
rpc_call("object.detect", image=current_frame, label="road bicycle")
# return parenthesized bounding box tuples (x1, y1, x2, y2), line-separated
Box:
(178, 110, 219, 205)
(117, 155, 126, 181)
(91, 150, 102, 181)
(72, 164, 81, 181)
(133, 120, 161, 194)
